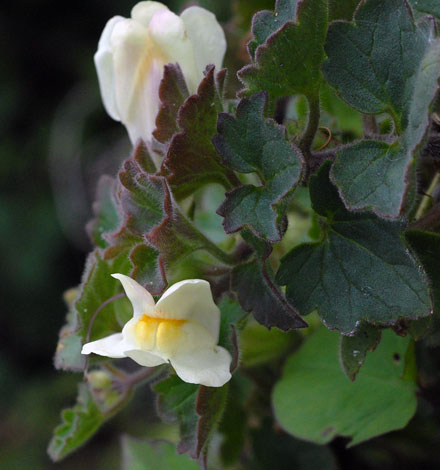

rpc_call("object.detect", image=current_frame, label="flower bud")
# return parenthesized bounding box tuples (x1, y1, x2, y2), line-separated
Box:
(94, 1, 227, 145)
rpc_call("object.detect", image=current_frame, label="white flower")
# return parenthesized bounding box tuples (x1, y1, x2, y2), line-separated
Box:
(82, 274, 232, 387)
(94, 1, 227, 144)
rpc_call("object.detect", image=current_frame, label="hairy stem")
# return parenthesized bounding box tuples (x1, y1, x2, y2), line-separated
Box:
(362, 115, 378, 137)
(299, 94, 320, 159)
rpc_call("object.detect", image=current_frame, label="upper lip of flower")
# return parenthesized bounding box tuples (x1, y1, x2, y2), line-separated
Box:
(81, 273, 232, 387)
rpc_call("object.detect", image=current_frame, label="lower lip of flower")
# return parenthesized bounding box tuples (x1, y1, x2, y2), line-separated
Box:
(134, 314, 187, 352)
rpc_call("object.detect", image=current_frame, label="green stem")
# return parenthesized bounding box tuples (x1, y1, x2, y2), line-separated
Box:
(299, 94, 321, 160)
(415, 173, 440, 220)
(194, 227, 238, 266)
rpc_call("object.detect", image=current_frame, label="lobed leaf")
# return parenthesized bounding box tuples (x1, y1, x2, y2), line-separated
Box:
(214, 92, 303, 242)
(273, 327, 417, 446)
(153, 375, 227, 466)
(239, 0, 328, 100)
(48, 381, 132, 461)
(277, 162, 432, 334)
(233, 259, 307, 330)
(159, 66, 235, 199)
(325, 0, 440, 216)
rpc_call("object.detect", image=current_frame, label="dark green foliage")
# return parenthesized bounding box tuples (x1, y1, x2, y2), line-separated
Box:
(214, 92, 303, 241)
(277, 162, 431, 333)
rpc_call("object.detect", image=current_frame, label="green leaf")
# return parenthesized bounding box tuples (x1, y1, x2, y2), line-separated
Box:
(325, 0, 440, 216)
(159, 66, 236, 199)
(339, 324, 381, 381)
(153, 376, 228, 464)
(86, 176, 121, 250)
(409, 0, 440, 18)
(48, 381, 132, 461)
(273, 327, 417, 446)
(54, 249, 132, 371)
(119, 145, 233, 280)
(239, 0, 328, 100)
(233, 259, 307, 330)
(214, 92, 303, 242)
(276, 162, 431, 334)
(121, 437, 199, 470)
(248, 0, 299, 57)
(153, 63, 190, 146)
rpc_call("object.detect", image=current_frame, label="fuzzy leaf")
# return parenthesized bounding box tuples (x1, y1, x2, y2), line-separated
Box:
(339, 324, 382, 381)
(48, 382, 132, 461)
(159, 66, 235, 199)
(239, 0, 328, 100)
(233, 259, 307, 330)
(325, 0, 440, 216)
(121, 436, 199, 470)
(214, 93, 303, 242)
(153, 64, 190, 145)
(277, 162, 431, 334)
(273, 327, 417, 446)
(118, 146, 226, 282)
(153, 375, 227, 464)
(248, 0, 299, 57)
(53, 249, 132, 371)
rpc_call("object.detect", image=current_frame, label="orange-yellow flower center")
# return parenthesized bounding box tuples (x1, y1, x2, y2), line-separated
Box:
(134, 314, 187, 353)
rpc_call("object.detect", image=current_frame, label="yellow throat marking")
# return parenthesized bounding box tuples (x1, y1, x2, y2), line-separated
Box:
(134, 314, 187, 352)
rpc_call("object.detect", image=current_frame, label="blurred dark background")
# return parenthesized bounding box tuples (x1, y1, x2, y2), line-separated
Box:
(0, 1, 233, 468)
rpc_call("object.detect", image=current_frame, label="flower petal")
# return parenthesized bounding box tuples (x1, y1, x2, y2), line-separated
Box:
(81, 333, 127, 358)
(180, 7, 226, 74)
(155, 279, 220, 341)
(124, 349, 167, 367)
(156, 320, 216, 358)
(94, 15, 125, 121)
(131, 1, 168, 27)
(148, 9, 200, 94)
(112, 273, 155, 317)
(110, 18, 164, 143)
(170, 346, 232, 387)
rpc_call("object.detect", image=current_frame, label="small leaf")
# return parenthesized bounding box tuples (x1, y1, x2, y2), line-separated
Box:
(273, 327, 417, 446)
(153, 64, 190, 145)
(121, 436, 199, 470)
(239, 0, 328, 100)
(153, 375, 228, 464)
(277, 162, 432, 334)
(248, 0, 299, 57)
(339, 324, 382, 381)
(159, 66, 235, 199)
(233, 259, 307, 330)
(48, 381, 132, 461)
(214, 92, 303, 242)
(325, 0, 440, 216)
